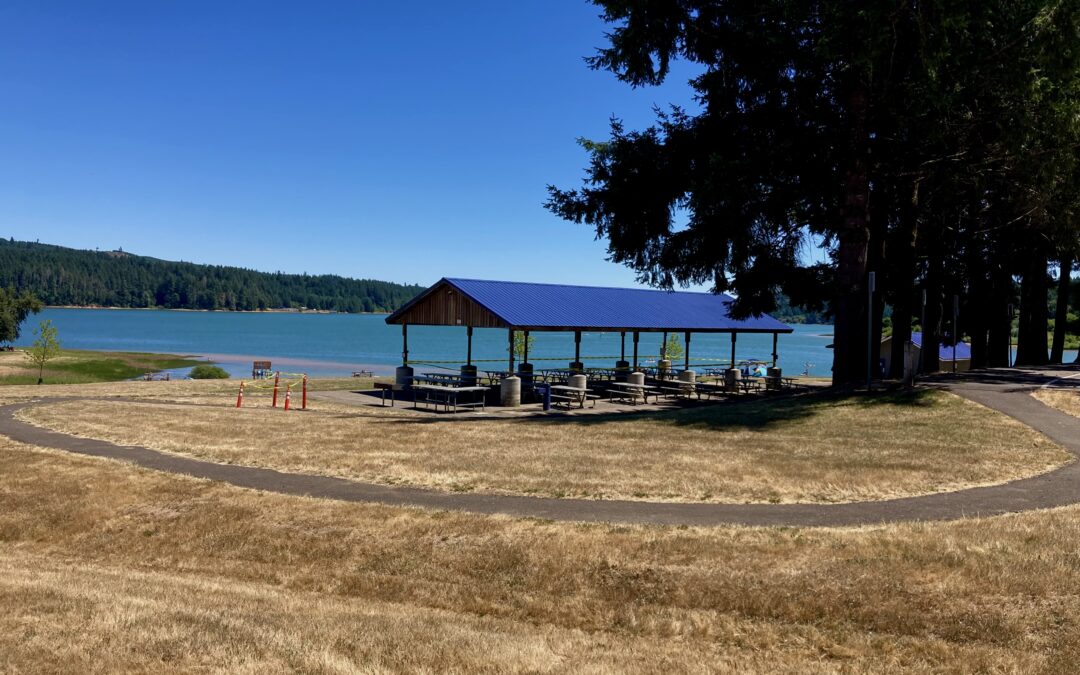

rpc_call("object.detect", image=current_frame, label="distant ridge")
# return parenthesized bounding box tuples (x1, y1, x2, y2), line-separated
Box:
(0, 238, 424, 313)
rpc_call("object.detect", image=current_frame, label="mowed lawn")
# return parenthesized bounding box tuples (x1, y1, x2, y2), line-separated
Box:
(3, 432, 1080, 671)
(0, 348, 201, 385)
(1034, 387, 1080, 419)
(15, 383, 1069, 503)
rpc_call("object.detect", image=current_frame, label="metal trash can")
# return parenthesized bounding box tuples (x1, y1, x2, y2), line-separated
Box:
(536, 383, 552, 411)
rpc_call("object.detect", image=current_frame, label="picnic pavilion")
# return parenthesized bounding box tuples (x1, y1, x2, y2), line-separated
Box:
(385, 278, 793, 406)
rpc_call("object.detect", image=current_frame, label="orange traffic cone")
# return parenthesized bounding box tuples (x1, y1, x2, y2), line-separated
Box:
(284, 384, 292, 411)
(236, 382, 245, 408)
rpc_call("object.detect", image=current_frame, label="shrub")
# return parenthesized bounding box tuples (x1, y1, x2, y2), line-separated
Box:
(189, 364, 230, 379)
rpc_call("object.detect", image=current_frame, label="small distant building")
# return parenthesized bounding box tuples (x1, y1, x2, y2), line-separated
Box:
(880, 332, 971, 374)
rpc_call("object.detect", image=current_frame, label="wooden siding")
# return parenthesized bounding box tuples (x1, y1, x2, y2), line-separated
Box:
(390, 282, 507, 328)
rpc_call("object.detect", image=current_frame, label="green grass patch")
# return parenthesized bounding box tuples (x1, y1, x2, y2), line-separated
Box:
(0, 349, 203, 385)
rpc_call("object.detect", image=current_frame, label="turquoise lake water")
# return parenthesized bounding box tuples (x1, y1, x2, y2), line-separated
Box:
(18, 308, 836, 378)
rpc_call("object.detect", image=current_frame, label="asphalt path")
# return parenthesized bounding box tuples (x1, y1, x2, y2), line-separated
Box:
(2, 365, 1079, 527)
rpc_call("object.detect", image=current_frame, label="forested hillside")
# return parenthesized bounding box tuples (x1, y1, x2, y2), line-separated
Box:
(0, 239, 424, 312)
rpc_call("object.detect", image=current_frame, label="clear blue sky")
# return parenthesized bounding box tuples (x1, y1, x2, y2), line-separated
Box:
(0, 1, 712, 289)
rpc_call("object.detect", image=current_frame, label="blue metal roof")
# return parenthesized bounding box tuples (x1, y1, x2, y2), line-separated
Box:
(911, 332, 972, 361)
(388, 278, 792, 333)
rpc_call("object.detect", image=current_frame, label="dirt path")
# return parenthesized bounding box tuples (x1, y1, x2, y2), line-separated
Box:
(3, 366, 1079, 527)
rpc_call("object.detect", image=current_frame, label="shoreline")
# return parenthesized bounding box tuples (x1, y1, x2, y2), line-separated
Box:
(45, 305, 391, 316)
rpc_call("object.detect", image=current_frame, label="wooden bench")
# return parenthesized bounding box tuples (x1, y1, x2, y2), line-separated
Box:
(655, 383, 700, 400)
(549, 393, 599, 410)
(373, 381, 396, 406)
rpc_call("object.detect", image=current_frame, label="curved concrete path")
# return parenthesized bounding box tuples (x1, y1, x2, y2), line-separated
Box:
(2, 365, 1079, 527)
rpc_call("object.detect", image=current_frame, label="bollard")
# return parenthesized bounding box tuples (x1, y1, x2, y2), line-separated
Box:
(628, 371, 645, 403)
(236, 382, 245, 408)
(678, 369, 696, 395)
(500, 375, 521, 407)
(725, 368, 742, 393)
(538, 383, 552, 411)
(657, 359, 672, 381)
(284, 384, 292, 411)
(302, 375, 308, 410)
(272, 372, 280, 408)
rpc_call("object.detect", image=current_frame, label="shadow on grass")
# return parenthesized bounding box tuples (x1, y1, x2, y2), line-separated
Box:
(369, 388, 942, 433)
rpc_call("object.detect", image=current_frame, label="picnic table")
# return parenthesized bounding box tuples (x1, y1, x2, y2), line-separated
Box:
(737, 378, 763, 394)
(418, 372, 463, 385)
(584, 367, 616, 381)
(412, 384, 488, 413)
(654, 380, 701, 400)
(608, 381, 659, 404)
(538, 369, 574, 384)
(549, 384, 598, 409)
(373, 381, 396, 406)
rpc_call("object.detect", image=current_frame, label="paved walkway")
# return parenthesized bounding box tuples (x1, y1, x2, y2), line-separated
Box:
(2, 365, 1079, 527)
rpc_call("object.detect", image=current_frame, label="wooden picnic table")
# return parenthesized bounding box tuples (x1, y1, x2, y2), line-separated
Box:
(737, 378, 763, 394)
(549, 384, 598, 409)
(538, 369, 573, 384)
(608, 381, 659, 404)
(412, 384, 488, 413)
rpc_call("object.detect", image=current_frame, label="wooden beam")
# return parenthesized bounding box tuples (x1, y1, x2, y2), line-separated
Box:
(730, 332, 736, 368)
(402, 324, 409, 366)
(684, 331, 691, 370)
(633, 331, 639, 369)
(466, 326, 473, 365)
(772, 332, 778, 368)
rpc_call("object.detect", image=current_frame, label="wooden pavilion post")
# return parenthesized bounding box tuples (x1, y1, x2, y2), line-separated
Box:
(662, 331, 668, 360)
(466, 326, 473, 366)
(684, 331, 691, 370)
(508, 329, 515, 372)
(633, 331, 639, 369)
(772, 333, 778, 368)
(402, 324, 409, 366)
(523, 330, 529, 364)
(730, 332, 737, 368)
(574, 330, 581, 363)
(620, 331, 626, 361)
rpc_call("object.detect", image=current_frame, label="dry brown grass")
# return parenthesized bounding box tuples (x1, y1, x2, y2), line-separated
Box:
(1034, 387, 1080, 419)
(3, 433, 1080, 671)
(0, 375, 381, 409)
(19, 389, 1068, 504)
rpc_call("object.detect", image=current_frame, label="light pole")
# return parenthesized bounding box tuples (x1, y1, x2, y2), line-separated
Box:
(951, 294, 959, 374)
(1008, 303, 1015, 367)
(867, 271, 876, 391)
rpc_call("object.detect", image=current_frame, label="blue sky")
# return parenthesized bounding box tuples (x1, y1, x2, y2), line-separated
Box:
(0, 1, 718, 288)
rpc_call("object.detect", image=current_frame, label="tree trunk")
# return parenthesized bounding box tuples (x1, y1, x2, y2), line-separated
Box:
(1015, 251, 1049, 366)
(921, 256, 943, 374)
(986, 257, 1014, 367)
(832, 86, 871, 386)
(966, 235, 990, 370)
(889, 187, 918, 378)
(1050, 253, 1073, 363)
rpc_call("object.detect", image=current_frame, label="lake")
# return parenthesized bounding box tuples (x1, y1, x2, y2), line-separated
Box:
(15, 308, 840, 378)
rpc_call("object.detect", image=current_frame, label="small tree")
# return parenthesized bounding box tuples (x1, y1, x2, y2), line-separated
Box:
(509, 332, 536, 363)
(25, 319, 61, 385)
(661, 334, 683, 362)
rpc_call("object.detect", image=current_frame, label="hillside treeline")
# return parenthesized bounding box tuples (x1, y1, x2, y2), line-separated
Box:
(0, 239, 423, 312)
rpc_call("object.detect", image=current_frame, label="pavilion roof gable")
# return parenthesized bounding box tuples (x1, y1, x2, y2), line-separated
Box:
(386, 278, 793, 334)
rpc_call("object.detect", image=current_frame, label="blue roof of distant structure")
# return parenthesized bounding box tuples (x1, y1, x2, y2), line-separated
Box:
(910, 332, 972, 361)
(386, 277, 793, 333)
